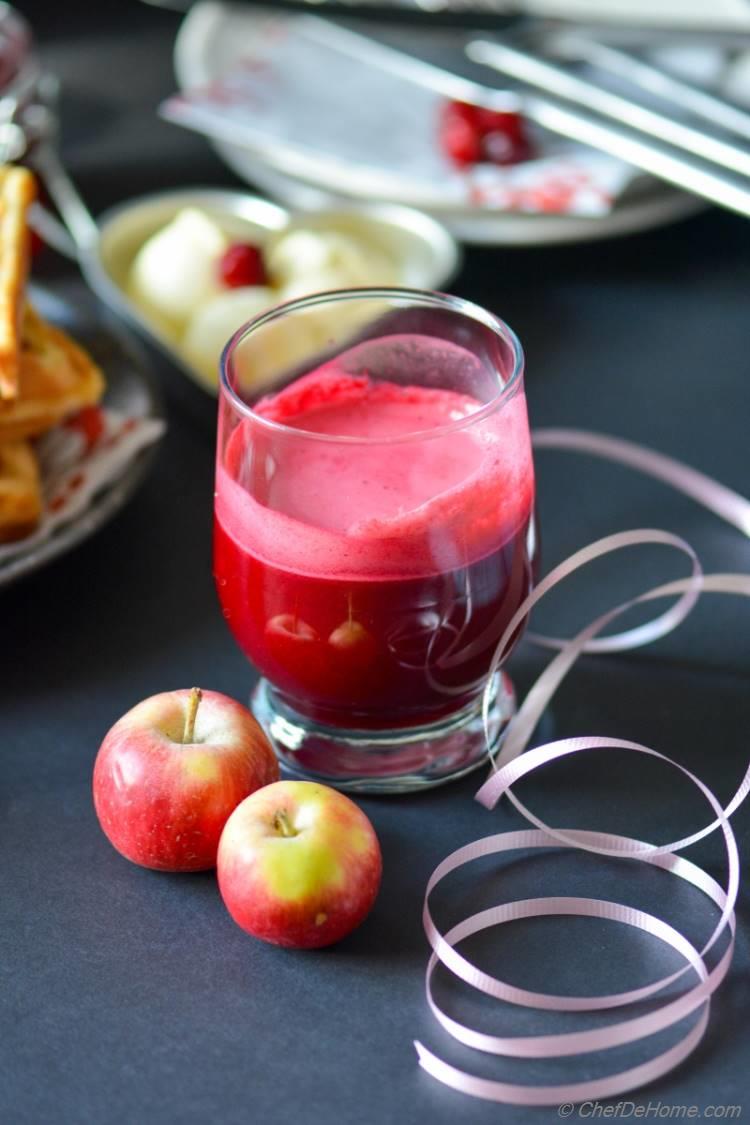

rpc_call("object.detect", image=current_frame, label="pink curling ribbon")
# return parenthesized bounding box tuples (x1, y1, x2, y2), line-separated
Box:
(414, 428, 750, 1106)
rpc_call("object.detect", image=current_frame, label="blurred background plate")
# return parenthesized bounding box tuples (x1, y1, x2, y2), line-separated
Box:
(174, 0, 704, 244)
(0, 282, 163, 588)
(232, 157, 703, 244)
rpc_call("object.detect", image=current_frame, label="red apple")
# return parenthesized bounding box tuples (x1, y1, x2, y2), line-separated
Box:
(93, 688, 279, 872)
(217, 780, 382, 948)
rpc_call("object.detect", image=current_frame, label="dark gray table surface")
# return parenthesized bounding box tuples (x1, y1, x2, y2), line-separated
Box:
(3, 5, 749, 1124)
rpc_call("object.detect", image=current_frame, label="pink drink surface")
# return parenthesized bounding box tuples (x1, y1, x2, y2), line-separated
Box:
(214, 335, 535, 728)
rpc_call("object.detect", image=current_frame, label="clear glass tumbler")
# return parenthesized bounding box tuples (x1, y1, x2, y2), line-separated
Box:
(214, 289, 536, 792)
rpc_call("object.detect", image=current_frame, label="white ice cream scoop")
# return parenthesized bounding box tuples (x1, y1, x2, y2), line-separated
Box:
(129, 207, 228, 329)
(268, 229, 397, 292)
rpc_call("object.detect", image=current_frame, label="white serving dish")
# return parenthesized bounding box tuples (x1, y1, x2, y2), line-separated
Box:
(78, 187, 461, 403)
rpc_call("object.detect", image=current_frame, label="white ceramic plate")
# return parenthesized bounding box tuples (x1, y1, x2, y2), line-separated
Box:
(174, 0, 704, 245)
(234, 159, 704, 246)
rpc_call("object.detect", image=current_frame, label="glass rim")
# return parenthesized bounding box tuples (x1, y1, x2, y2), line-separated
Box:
(219, 287, 525, 446)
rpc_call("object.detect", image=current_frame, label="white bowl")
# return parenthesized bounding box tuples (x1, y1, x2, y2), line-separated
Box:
(80, 187, 461, 402)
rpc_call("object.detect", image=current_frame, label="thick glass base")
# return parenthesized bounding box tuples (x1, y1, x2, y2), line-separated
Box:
(251, 673, 516, 794)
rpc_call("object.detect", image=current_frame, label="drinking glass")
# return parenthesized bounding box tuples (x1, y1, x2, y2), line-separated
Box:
(214, 288, 536, 792)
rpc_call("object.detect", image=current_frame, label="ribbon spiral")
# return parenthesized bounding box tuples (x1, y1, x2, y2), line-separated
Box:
(415, 428, 750, 1105)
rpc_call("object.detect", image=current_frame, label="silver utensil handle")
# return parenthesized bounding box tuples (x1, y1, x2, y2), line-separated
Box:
(553, 34, 750, 143)
(467, 38, 750, 180)
(31, 143, 99, 254)
(524, 94, 750, 219)
(28, 202, 78, 260)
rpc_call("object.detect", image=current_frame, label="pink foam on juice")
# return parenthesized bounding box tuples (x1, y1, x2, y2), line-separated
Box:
(216, 335, 534, 581)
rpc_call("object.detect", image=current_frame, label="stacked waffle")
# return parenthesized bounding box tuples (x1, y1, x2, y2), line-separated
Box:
(0, 167, 105, 541)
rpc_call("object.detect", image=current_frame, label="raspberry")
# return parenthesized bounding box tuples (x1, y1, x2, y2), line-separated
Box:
(219, 243, 267, 288)
(438, 99, 534, 169)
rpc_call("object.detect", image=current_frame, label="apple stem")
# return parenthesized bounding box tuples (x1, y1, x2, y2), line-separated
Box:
(183, 687, 202, 744)
(273, 809, 297, 838)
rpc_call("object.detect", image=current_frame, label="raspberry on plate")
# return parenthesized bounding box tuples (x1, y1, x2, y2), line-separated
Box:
(439, 100, 534, 169)
(219, 243, 268, 288)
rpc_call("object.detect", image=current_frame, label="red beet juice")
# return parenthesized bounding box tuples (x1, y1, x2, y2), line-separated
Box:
(214, 334, 535, 730)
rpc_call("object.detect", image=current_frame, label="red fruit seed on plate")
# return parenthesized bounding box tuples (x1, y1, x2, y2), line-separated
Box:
(219, 243, 267, 288)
